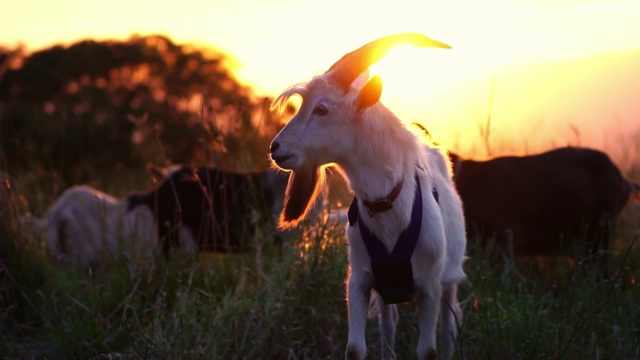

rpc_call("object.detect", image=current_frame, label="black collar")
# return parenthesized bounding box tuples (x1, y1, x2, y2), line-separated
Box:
(361, 177, 404, 217)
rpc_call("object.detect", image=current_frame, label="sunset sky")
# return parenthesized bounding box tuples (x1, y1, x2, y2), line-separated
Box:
(2, 0, 640, 159)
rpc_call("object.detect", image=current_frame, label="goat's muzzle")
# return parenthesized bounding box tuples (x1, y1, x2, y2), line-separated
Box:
(269, 141, 294, 170)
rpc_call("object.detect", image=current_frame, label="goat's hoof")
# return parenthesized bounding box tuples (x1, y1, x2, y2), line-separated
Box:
(345, 346, 366, 360)
(425, 347, 437, 360)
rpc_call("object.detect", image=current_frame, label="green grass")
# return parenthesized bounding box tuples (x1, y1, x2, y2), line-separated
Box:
(1, 180, 639, 359)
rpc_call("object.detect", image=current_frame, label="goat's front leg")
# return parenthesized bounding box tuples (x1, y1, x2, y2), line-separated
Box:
(440, 283, 462, 360)
(376, 292, 399, 360)
(346, 274, 372, 360)
(416, 281, 442, 360)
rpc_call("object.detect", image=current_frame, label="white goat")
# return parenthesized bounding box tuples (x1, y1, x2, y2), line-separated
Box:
(269, 33, 467, 360)
(46, 185, 158, 268)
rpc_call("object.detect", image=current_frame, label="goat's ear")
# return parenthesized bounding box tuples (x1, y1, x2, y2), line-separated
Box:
(356, 75, 382, 113)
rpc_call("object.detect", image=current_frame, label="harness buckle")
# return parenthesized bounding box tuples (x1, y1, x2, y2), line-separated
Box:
(366, 199, 393, 217)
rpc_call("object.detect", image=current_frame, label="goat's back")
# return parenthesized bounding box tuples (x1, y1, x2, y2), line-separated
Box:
(455, 147, 632, 256)
(46, 186, 123, 267)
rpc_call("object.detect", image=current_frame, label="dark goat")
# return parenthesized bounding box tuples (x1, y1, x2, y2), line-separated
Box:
(451, 147, 638, 260)
(127, 166, 289, 256)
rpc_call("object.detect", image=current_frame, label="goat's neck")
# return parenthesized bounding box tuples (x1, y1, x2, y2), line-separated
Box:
(340, 145, 417, 206)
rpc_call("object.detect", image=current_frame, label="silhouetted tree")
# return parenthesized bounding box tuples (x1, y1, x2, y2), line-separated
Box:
(0, 35, 277, 186)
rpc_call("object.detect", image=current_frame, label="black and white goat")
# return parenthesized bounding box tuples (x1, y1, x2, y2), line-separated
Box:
(126, 165, 290, 256)
(450, 147, 639, 262)
(269, 33, 467, 360)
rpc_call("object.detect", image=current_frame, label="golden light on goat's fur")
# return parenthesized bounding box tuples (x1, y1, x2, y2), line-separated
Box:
(279, 163, 327, 230)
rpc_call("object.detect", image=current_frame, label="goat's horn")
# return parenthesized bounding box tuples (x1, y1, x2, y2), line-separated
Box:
(327, 33, 451, 89)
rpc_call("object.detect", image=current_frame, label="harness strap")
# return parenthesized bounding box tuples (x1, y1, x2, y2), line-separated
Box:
(358, 173, 423, 265)
(348, 172, 441, 304)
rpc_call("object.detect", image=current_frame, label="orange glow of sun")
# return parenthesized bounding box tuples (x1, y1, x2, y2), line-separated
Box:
(369, 45, 462, 104)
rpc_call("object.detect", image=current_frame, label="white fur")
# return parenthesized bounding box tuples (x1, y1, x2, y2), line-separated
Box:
(45, 185, 158, 268)
(271, 72, 467, 359)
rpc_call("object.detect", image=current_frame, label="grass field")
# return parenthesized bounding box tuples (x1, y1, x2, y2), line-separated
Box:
(1, 164, 639, 360)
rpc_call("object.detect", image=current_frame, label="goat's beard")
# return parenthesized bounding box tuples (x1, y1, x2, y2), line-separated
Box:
(279, 162, 324, 230)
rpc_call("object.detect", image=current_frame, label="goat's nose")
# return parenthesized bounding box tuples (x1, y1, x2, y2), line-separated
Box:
(270, 141, 280, 153)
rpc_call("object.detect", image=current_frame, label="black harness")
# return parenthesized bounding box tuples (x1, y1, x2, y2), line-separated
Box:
(348, 172, 439, 304)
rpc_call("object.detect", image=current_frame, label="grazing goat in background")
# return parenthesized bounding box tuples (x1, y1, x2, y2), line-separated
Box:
(269, 33, 467, 360)
(45, 186, 158, 268)
(127, 165, 290, 256)
(450, 147, 639, 265)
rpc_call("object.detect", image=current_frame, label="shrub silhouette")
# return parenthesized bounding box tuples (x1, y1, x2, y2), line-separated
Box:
(0, 35, 279, 186)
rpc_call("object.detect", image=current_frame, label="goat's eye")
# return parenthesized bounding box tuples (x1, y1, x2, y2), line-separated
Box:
(312, 104, 328, 116)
